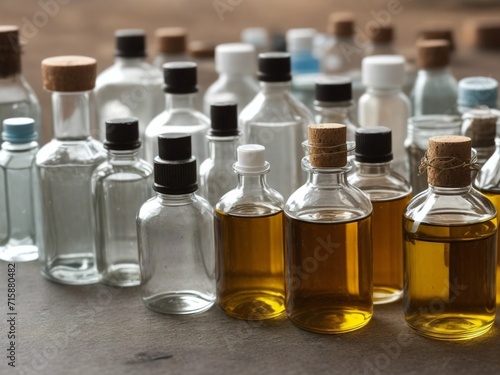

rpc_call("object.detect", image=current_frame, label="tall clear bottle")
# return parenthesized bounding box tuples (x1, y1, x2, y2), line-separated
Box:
(94, 29, 164, 142)
(404, 135, 496, 340)
(37, 56, 106, 284)
(216, 144, 285, 320)
(0, 118, 38, 262)
(285, 124, 373, 334)
(348, 127, 411, 304)
(199, 103, 239, 206)
(145, 62, 210, 166)
(137, 134, 215, 314)
(153, 27, 188, 68)
(93, 118, 153, 287)
(239, 52, 314, 199)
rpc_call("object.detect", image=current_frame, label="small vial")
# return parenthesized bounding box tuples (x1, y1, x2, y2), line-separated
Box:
(461, 108, 497, 169)
(364, 24, 396, 56)
(404, 135, 496, 340)
(0, 118, 38, 262)
(137, 134, 215, 314)
(153, 27, 188, 68)
(93, 118, 153, 287)
(215, 144, 285, 320)
(199, 103, 240, 206)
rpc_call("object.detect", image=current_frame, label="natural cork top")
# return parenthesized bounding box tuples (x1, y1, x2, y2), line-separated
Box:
(419, 28, 455, 51)
(156, 27, 187, 54)
(368, 25, 393, 43)
(0, 25, 21, 77)
(42, 55, 97, 92)
(426, 135, 472, 187)
(307, 123, 347, 168)
(416, 39, 451, 68)
(328, 12, 354, 36)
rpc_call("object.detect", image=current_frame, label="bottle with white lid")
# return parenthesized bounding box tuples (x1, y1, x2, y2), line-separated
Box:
(203, 43, 259, 116)
(153, 27, 188, 68)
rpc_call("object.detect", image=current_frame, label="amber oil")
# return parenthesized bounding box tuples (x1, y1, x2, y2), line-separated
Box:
(481, 192, 500, 304)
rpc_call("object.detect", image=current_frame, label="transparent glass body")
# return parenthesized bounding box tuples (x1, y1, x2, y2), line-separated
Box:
(36, 91, 106, 285)
(0, 140, 38, 262)
(239, 82, 314, 199)
(92, 149, 153, 287)
(215, 169, 285, 320)
(411, 67, 458, 116)
(349, 161, 411, 304)
(137, 192, 216, 314)
(364, 42, 396, 57)
(403, 183, 497, 340)
(198, 135, 239, 207)
(145, 93, 210, 165)
(284, 157, 373, 334)
(321, 35, 362, 76)
(290, 51, 320, 111)
(313, 99, 357, 142)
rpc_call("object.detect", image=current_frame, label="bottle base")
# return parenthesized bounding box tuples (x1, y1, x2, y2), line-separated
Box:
(0, 244, 38, 262)
(41, 254, 99, 285)
(100, 264, 141, 287)
(219, 291, 285, 320)
(288, 307, 373, 334)
(373, 287, 403, 305)
(143, 291, 215, 315)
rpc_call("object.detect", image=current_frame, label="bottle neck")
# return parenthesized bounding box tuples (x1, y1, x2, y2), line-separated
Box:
(51, 91, 91, 140)
(0, 53, 21, 78)
(367, 86, 401, 95)
(354, 161, 392, 176)
(237, 173, 268, 190)
(107, 148, 141, 163)
(304, 160, 350, 187)
(1, 141, 38, 152)
(418, 66, 450, 76)
(259, 81, 291, 95)
(156, 192, 196, 204)
(208, 136, 239, 160)
(428, 184, 472, 195)
(165, 92, 197, 110)
(114, 56, 146, 67)
(314, 101, 352, 121)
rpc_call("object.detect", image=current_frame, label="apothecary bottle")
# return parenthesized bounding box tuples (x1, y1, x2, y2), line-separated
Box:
(37, 56, 106, 284)
(404, 135, 497, 340)
(215, 144, 285, 320)
(92, 118, 153, 287)
(285, 124, 373, 334)
(153, 27, 188, 68)
(137, 134, 215, 314)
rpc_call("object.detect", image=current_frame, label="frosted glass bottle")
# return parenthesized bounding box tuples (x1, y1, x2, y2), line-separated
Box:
(94, 29, 164, 143)
(199, 103, 239, 206)
(37, 56, 106, 285)
(145, 62, 210, 166)
(153, 27, 188, 68)
(137, 134, 215, 314)
(239, 52, 314, 199)
(0, 118, 38, 262)
(93, 118, 153, 287)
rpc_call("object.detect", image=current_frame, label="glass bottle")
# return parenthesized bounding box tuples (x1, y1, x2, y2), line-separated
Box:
(0, 117, 38, 262)
(37, 56, 106, 285)
(358, 55, 411, 179)
(137, 133, 215, 314)
(203, 43, 259, 116)
(411, 39, 458, 116)
(348, 127, 411, 304)
(461, 108, 497, 169)
(93, 118, 153, 287)
(215, 144, 285, 320)
(145, 61, 210, 166)
(457, 77, 498, 115)
(199, 103, 239, 206)
(404, 135, 496, 340)
(94, 29, 164, 143)
(188, 41, 217, 111)
(241, 27, 270, 55)
(364, 25, 396, 57)
(285, 124, 373, 334)
(239, 52, 314, 200)
(153, 27, 188, 68)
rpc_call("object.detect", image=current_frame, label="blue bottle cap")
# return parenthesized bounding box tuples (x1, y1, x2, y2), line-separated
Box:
(2, 117, 37, 143)
(458, 77, 498, 109)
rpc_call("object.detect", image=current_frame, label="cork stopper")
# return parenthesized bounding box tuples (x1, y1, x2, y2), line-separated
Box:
(0, 25, 21, 77)
(462, 110, 498, 149)
(327, 12, 354, 37)
(368, 25, 393, 43)
(416, 39, 450, 68)
(426, 136, 472, 187)
(188, 41, 215, 58)
(419, 28, 455, 51)
(156, 27, 187, 54)
(41, 55, 97, 92)
(473, 19, 500, 49)
(307, 124, 347, 168)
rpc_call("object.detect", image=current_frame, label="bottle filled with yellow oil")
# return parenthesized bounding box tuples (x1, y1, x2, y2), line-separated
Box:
(404, 135, 497, 340)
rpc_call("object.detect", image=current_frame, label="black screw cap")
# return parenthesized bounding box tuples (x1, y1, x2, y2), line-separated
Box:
(210, 103, 239, 137)
(163, 61, 198, 94)
(104, 117, 141, 150)
(115, 29, 146, 58)
(315, 76, 352, 102)
(258, 52, 291, 82)
(355, 126, 393, 163)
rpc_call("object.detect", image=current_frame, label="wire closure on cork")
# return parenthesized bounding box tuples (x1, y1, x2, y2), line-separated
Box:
(301, 140, 355, 154)
(418, 151, 480, 176)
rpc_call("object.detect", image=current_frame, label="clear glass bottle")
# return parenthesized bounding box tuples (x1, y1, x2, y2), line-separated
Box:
(153, 27, 188, 68)
(93, 118, 153, 287)
(0, 117, 38, 262)
(37, 56, 106, 285)
(240, 27, 270, 55)
(411, 40, 458, 116)
(404, 135, 496, 340)
(240, 52, 314, 200)
(145, 61, 210, 166)
(358, 55, 411, 179)
(457, 77, 498, 115)
(199, 103, 239, 206)
(215, 144, 285, 320)
(94, 29, 164, 143)
(364, 25, 396, 57)
(188, 41, 217, 112)
(203, 43, 259, 116)
(348, 127, 411, 304)
(461, 108, 497, 169)
(137, 133, 215, 314)
(285, 124, 373, 334)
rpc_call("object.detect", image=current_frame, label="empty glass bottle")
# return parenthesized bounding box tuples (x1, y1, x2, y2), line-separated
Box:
(153, 27, 188, 68)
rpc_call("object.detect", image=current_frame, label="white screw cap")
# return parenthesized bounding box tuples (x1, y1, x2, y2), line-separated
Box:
(286, 28, 316, 52)
(215, 43, 256, 74)
(362, 55, 406, 88)
(234, 144, 269, 174)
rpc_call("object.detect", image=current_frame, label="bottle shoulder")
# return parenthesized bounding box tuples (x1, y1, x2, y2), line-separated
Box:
(95, 62, 162, 87)
(93, 158, 153, 180)
(36, 138, 106, 166)
(138, 194, 214, 221)
(146, 110, 210, 137)
(0, 145, 38, 169)
(348, 168, 411, 200)
(216, 186, 284, 216)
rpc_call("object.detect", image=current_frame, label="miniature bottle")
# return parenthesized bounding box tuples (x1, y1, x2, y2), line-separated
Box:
(215, 144, 285, 320)
(145, 61, 210, 166)
(137, 133, 215, 314)
(364, 24, 396, 56)
(462, 108, 497, 169)
(411, 40, 458, 116)
(93, 118, 153, 287)
(94, 29, 164, 142)
(358, 55, 411, 178)
(348, 127, 411, 304)
(203, 43, 259, 116)
(37, 56, 106, 284)
(0, 118, 38, 262)
(404, 135, 496, 340)
(285, 124, 373, 334)
(457, 77, 498, 115)
(239, 52, 314, 199)
(153, 27, 188, 68)
(199, 103, 239, 206)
